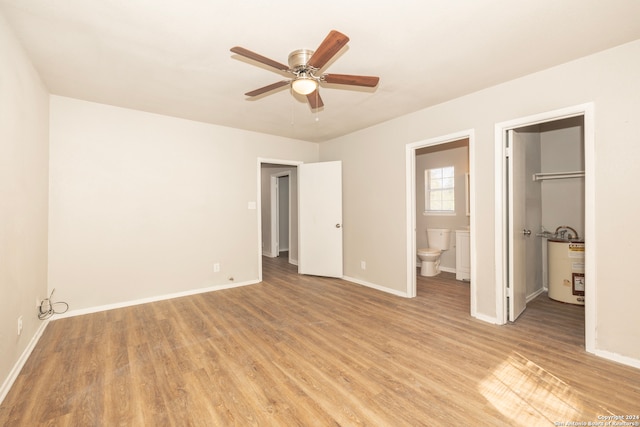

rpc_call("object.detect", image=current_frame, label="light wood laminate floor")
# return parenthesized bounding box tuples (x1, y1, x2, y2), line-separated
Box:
(1, 255, 639, 426)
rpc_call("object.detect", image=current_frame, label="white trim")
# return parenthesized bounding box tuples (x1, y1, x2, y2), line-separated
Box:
(262, 249, 276, 257)
(0, 320, 49, 405)
(494, 125, 508, 324)
(56, 279, 260, 319)
(423, 211, 456, 217)
(468, 133, 477, 319)
(526, 287, 545, 303)
(473, 312, 501, 325)
(270, 171, 292, 261)
(494, 103, 596, 353)
(343, 276, 409, 298)
(582, 105, 596, 354)
(270, 175, 279, 257)
(405, 130, 477, 316)
(405, 145, 417, 298)
(591, 349, 640, 370)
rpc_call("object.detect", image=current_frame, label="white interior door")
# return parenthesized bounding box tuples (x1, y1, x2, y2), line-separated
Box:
(508, 129, 527, 321)
(298, 161, 343, 277)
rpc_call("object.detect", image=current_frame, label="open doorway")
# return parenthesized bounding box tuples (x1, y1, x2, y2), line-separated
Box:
(258, 161, 301, 281)
(415, 140, 469, 276)
(271, 172, 291, 259)
(495, 103, 595, 352)
(406, 130, 477, 316)
(257, 158, 344, 281)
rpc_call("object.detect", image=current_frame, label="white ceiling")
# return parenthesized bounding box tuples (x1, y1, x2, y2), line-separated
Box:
(2, 0, 640, 142)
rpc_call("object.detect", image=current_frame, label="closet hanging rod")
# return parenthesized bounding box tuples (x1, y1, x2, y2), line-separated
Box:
(532, 171, 585, 181)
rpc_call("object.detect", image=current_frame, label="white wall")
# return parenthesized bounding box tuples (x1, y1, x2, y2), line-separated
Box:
(320, 39, 640, 362)
(48, 96, 318, 311)
(0, 14, 49, 397)
(540, 117, 585, 235)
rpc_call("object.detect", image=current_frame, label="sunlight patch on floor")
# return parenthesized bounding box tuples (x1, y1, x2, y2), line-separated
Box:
(478, 352, 598, 426)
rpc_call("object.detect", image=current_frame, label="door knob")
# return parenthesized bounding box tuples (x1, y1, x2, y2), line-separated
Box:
(522, 229, 531, 236)
(335, 224, 342, 228)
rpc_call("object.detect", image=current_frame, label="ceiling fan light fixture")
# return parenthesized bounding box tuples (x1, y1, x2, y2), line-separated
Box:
(231, 31, 379, 108)
(291, 75, 318, 95)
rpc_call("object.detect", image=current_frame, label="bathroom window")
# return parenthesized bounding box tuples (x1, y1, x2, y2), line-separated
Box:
(425, 166, 455, 214)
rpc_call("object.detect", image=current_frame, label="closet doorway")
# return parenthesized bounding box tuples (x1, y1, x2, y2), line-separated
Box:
(495, 103, 595, 352)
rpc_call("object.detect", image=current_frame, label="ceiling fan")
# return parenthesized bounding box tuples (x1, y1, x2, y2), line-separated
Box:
(230, 30, 379, 109)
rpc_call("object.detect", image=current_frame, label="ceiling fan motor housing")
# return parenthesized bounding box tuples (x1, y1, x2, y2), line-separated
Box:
(288, 49, 315, 73)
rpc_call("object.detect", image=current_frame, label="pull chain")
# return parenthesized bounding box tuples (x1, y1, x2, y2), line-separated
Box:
(290, 88, 295, 126)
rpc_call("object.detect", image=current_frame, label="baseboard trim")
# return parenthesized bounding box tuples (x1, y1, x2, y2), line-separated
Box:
(591, 348, 640, 370)
(526, 287, 546, 303)
(55, 279, 260, 319)
(472, 312, 501, 324)
(0, 319, 49, 405)
(342, 276, 409, 298)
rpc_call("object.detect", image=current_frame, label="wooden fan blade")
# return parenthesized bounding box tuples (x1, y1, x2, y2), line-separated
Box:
(306, 90, 324, 109)
(245, 80, 290, 97)
(230, 46, 289, 72)
(324, 73, 380, 87)
(308, 30, 349, 70)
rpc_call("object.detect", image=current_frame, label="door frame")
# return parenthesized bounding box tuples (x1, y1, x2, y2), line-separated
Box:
(270, 171, 292, 261)
(494, 103, 595, 352)
(257, 158, 302, 282)
(405, 129, 477, 314)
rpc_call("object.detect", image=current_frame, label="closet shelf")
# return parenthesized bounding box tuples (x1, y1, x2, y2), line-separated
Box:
(532, 171, 584, 181)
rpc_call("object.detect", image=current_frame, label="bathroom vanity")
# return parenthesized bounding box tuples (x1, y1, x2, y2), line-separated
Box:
(455, 229, 470, 281)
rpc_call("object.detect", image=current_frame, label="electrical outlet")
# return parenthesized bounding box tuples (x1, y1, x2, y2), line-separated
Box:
(361, 261, 366, 270)
(36, 297, 41, 307)
(17, 316, 23, 336)
(213, 263, 220, 273)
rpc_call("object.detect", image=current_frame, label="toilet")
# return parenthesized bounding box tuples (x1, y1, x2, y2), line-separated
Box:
(417, 228, 451, 277)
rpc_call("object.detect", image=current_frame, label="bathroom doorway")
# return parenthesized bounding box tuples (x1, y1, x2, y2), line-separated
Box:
(406, 130, 477, 316)
(415, 140, 469, 275)
(495, 103, 594, 351)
